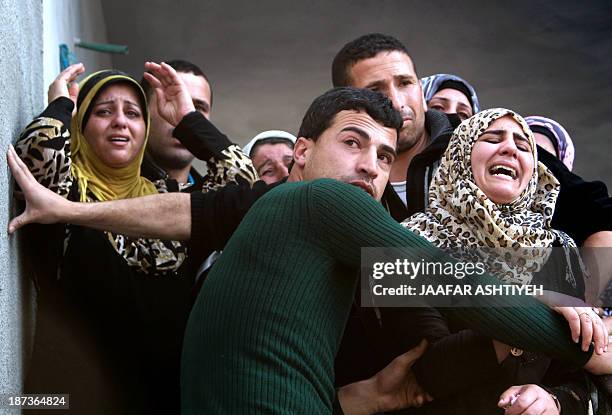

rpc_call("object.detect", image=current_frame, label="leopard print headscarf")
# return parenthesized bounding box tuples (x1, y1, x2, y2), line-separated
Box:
(402, 108, 576, 285)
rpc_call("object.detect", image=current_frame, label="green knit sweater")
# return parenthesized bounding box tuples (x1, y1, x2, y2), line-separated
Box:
(181, 179, 589, 414)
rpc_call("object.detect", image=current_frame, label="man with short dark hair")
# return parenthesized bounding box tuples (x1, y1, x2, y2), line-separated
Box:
(141, 59, 219, 190)
(332, 33, 451, 214)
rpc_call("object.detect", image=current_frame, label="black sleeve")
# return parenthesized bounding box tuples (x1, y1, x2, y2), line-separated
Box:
(188, 180, 274, 256)
(541, 364, 591, 415)
(381, 307, 501, 398)
(414, 329, 501, 398)
(173, 111, 234, 160)
(540, 147, 612, 245)
(39, 96, 74, 126)
(381, 306, 451, 346)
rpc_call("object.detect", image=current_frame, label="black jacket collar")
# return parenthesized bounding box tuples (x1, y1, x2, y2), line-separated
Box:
(383, 110, 454, 221)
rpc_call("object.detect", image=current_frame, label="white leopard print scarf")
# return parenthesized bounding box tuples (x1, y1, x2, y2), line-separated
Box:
(402, 108, 577, 286)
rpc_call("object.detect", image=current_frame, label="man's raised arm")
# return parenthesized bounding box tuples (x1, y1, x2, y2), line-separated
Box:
(7, 145, 191, 240)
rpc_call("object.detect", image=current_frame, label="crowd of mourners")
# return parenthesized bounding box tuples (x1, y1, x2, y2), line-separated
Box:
(7, 33, 612, 414)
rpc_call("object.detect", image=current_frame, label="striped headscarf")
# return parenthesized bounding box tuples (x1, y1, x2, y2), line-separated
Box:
(421, 73, 480, 114)
(525, 116, 575, 171)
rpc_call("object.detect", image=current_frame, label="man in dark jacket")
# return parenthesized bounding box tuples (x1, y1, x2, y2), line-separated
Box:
(140, 59, 213, 191)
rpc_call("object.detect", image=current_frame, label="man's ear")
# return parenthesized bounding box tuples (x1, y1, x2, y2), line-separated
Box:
(293, 137, 313, 168)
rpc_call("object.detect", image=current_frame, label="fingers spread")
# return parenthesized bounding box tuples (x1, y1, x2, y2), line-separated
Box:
(151, 62, 174, 88)
(144, 62, 168, 86)
(143, 71, 162, 89)
(144, 61, 162, 73)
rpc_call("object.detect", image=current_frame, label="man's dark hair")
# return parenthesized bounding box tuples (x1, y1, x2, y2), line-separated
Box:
(332, 33, 412, 87)
(141, 59, 213, 107)
(297, 87, 402, 141)
(250, 137, 295, 157)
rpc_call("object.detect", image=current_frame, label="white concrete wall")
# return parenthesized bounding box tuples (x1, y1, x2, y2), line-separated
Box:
(43, 0, 112, 103)
(1, 1, 110, 412)
(0, 1, 43, 412)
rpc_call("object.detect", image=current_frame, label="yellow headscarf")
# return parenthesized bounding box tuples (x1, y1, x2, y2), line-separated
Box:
(70, 70, 157, 202)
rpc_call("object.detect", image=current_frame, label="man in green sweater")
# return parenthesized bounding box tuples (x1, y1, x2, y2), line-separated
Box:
(177, 88, 601, 414)
(8, 68, 607, 414)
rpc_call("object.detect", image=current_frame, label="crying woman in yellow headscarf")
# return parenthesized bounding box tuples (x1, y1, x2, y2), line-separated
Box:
(15, 63, 190, 412)
(70, 65, 157, 202)
(15, 62, 259, 413)
(16, 63, 185, 275)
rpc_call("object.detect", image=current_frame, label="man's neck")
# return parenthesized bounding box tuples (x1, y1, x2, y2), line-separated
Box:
(389, 131, 430, 182)
(287, 169, 302, 183)
(166, 164, 192, 184)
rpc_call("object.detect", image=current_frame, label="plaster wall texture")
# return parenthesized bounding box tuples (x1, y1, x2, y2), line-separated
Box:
(0, 1, 43, 412)
(1, 1, 110, 411)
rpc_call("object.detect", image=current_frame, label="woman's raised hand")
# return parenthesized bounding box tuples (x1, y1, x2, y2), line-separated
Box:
(48, 63, 85, 106)
(143, 62, 195, 127)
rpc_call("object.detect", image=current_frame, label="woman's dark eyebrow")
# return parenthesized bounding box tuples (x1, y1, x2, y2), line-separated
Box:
(482, 129, 528, 142)
(93, 98, 140, 108)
